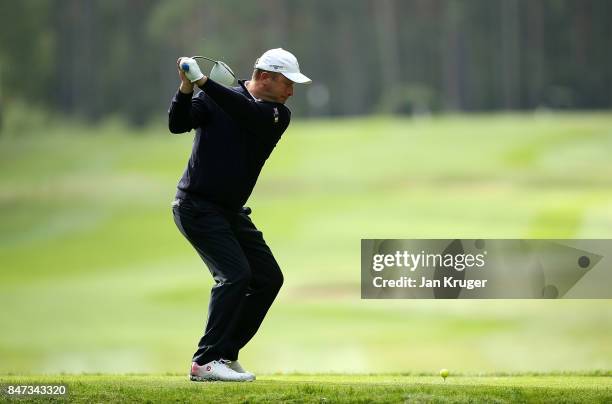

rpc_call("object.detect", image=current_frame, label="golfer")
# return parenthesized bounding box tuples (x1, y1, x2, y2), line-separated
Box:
(168, 48, 311, 382)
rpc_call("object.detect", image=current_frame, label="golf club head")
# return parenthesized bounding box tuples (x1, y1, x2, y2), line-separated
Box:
(210, 61, 235, 86)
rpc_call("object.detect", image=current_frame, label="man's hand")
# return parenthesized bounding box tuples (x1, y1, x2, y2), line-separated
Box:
(177, 57, 209, 93)
(177, 57, 194, 94)
(179, 57, 204, 82)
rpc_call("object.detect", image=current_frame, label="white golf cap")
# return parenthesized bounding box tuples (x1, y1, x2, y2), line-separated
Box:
(254, 48, 312, 84)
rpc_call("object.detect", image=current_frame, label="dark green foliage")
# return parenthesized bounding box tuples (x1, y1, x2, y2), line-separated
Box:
(0, 0, 611, 126)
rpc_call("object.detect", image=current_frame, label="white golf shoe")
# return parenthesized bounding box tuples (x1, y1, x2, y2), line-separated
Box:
(189, 360, 253, 382)
(226, 360, 256, 381)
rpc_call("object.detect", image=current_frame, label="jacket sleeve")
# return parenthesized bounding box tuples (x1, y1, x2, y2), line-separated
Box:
(200, 79, 290, 135)
(168, 90, 210, 134)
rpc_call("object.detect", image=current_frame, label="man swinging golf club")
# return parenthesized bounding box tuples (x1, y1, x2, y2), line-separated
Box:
(168, 48, 311, 382)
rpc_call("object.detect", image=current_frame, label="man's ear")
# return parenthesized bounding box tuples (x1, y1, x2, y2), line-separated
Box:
(262, 71, 279, 83)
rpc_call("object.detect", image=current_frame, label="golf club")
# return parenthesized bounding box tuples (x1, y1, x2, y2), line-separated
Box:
(181, 56, 236, 86)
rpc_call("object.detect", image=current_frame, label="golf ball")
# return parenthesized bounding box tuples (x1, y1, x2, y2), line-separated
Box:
(440, 368, 449, 379)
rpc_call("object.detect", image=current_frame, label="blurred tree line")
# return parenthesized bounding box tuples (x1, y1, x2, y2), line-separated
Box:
(0, 0, 611, 127)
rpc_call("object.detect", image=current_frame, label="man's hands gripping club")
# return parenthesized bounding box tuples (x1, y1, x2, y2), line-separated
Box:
(177, 57, 207, 94)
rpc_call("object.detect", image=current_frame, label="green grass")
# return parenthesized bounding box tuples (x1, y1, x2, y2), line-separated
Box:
(1, 113, 612, 376)
(1, 373, 611, 403)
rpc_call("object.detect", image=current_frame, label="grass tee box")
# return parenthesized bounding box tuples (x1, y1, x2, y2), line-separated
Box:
(1, 373, 611, 403)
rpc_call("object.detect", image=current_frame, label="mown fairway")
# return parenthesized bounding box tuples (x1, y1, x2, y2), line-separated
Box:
(1, 373, 611, 403)
(1, 113, 611, 377)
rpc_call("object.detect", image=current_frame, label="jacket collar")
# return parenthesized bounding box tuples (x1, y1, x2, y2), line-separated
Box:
(237, 80, 257, 101)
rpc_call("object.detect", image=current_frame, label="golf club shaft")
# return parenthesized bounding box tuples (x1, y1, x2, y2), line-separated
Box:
(192, 56, 217, 63)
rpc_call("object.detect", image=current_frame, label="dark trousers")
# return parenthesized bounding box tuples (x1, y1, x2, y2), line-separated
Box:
(172, 196, 283, 365)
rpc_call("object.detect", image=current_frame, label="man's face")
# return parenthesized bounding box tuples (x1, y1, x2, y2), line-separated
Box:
(261, 72, 294, 104)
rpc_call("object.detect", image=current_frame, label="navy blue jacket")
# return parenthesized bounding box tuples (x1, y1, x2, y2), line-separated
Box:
(168, 79, 291, 210)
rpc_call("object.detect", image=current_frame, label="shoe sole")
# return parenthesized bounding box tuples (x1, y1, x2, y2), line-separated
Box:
(189, 374, 254, 382)
(229, 370, 256, 381)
